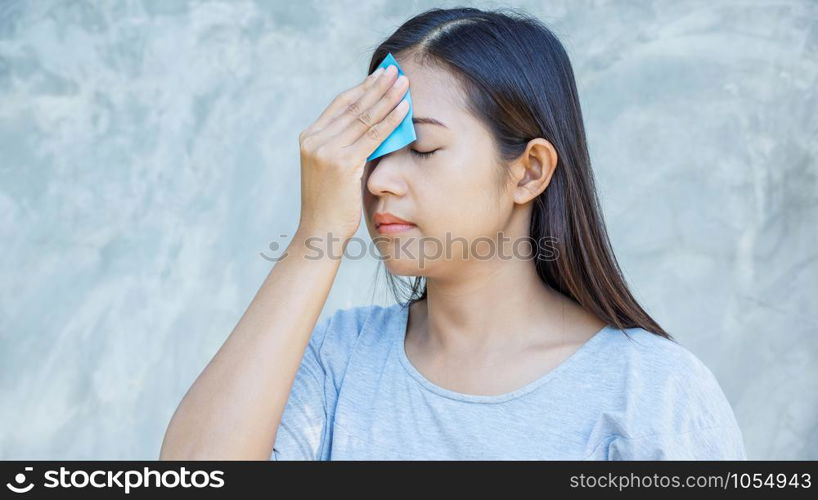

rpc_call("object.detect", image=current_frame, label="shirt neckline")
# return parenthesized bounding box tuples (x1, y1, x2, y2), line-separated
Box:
(391, 301, 611, 404)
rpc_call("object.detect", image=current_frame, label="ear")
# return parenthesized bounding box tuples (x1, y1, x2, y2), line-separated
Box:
(510, 138, 559, 204)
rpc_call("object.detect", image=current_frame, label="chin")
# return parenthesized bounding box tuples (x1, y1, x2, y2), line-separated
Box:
(382, 258, 429, 277)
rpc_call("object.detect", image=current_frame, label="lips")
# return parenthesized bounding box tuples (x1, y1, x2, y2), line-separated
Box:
(373, 212, 416, 229)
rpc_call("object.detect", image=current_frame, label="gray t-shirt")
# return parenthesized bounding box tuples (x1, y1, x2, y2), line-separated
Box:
(271, 302, 747, 460)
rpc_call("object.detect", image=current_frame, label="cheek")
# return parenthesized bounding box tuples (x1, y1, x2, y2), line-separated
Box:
(421, 176, 505, 241)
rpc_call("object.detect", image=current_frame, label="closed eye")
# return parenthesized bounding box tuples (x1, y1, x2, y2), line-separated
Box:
(411, 149, 438, 159)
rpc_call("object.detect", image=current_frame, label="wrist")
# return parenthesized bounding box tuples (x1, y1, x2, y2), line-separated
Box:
(291, 227, 351, 262)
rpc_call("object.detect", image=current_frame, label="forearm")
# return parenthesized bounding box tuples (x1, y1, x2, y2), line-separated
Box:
(159, 229, 346, 460)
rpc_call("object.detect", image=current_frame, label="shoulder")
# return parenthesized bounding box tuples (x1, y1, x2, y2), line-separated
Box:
(589, 326, 746, 459)
(318, 302, 400, 333)
(309, 302, 402, 355)
(596, 326, 743, 435)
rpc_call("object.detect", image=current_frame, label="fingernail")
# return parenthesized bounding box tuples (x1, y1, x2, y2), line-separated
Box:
(372, 67, 385, 78)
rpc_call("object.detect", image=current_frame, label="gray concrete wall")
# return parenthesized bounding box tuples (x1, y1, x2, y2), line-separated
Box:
(0, 0, 815, 459)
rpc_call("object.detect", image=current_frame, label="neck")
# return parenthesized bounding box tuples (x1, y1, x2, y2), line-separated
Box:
(414, 253, 576, 360)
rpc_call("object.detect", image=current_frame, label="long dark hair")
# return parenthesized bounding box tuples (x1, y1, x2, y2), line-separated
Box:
(365, 6, 672, 341)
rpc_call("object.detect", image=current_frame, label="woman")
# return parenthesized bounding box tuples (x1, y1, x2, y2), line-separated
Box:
(160, 7, 747, 460)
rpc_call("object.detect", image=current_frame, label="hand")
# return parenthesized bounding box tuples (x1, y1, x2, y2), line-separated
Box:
(297, 64, 410, 241)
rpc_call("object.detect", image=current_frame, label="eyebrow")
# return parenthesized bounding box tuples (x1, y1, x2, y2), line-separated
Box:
(412, 116, 448, 129)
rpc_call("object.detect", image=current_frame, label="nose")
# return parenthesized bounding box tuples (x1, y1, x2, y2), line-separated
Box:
(364, 149, 410, 198)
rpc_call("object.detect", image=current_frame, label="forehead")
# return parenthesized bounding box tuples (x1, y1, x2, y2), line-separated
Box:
(394, 56, 470, 132)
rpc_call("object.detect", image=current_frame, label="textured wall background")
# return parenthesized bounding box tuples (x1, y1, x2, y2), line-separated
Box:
(0, 0, 816, 459)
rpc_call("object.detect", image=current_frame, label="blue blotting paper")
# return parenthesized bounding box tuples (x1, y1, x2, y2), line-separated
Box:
(366, 52, 416, 162)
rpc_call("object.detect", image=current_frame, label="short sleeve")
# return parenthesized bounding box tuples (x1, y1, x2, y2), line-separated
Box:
(270, 305, 370, 460)
(271, 313, 335, 461)
(607, 424, 748, 460)
(607, 354, 748, 460)
(603, 334, 748, 460)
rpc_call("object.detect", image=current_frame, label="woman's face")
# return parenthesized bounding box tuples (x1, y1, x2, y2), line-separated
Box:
(362, 57, 517, 277)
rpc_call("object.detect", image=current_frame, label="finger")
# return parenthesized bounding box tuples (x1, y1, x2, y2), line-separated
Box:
(343, 97, 410, 161)
(319, 64, 400, 140)
(306, 66, 387, 135)
(332, 72, 409, 148)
